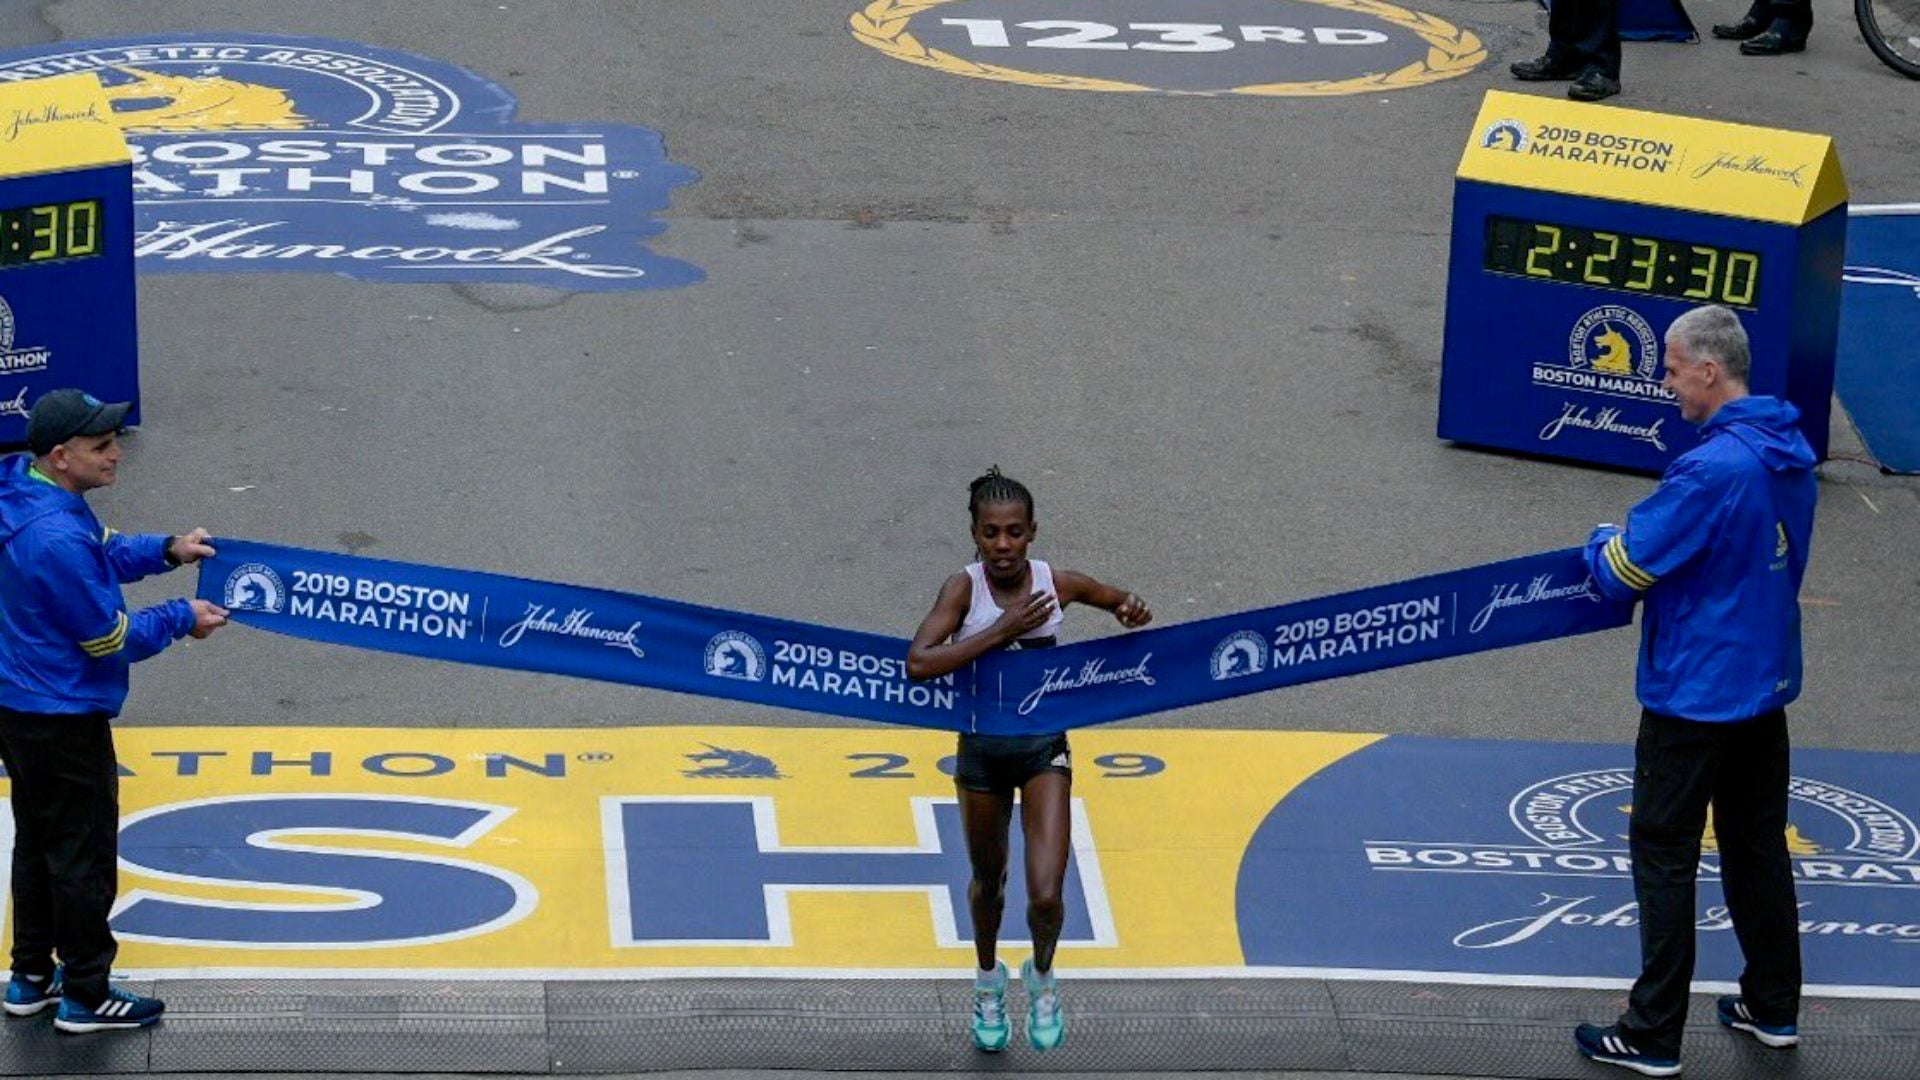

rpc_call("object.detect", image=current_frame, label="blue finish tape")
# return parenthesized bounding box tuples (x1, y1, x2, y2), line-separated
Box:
(201, 540, 1633, 731)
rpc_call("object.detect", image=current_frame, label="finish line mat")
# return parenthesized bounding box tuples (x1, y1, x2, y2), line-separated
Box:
(1, 727, 1914, 997)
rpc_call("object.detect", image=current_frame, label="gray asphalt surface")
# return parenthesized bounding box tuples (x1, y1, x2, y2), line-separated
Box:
(4, 0, 1917, 1076)
(57, 0, 1913, 753)
(37, 1068, 1451, 1076)
(53, 1069, 1544, 1080)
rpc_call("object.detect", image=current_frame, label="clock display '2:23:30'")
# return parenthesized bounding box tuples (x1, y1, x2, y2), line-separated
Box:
(1483, 214, 1761, 309)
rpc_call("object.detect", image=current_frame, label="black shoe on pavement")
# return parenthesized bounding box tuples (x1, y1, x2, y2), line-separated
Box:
(1711, 15, 1768, 39)
(1740, 29, 1807, 54)
(1511, 54, 1581, 81)
(1568, 71, 1621, 101)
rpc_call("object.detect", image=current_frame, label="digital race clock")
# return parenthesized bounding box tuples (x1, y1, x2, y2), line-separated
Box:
(0, 73, 139, 444)
(1481, 215, 1761, 310)
(1438, 91, 1847, 474)
(0, 198, 105, 268)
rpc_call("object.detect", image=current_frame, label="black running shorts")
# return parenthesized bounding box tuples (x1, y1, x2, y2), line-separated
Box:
(953, 732, 1072, 794)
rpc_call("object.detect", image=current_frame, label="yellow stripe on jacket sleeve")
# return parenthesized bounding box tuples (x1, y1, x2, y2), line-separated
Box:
(79, 611, 130, 657)
(1604, 534, 1657, 591)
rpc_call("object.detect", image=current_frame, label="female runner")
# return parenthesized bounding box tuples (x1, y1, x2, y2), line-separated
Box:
(906, 467, 1151, 1052)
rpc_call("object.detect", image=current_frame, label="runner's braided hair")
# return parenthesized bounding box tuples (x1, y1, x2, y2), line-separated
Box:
(968, 465, 1034, 522)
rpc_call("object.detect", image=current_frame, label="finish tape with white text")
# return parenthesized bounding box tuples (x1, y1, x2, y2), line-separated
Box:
(198, 539, 1633, 733)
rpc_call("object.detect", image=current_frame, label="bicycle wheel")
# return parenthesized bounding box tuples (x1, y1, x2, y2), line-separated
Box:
(1859, 0, 1920, 78)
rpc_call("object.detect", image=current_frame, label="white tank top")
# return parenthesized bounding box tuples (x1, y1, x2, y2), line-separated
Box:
(956, 559, 1064, 645)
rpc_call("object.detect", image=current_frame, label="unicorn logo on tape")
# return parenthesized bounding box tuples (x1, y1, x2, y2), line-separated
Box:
(1210, 630, 1268, 681)
(704, 631, 767, 682)
(223, 563, 287, 613)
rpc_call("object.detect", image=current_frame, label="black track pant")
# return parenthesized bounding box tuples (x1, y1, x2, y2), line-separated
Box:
(1737, 0, 1814, 36)
(1547, 0, 1622, 79)
(1619, 707, 1802, 1057)
(0, 707, 121, 1007)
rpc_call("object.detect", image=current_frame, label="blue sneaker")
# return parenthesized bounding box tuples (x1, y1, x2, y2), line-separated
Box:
(970, 961, 1009, 1052)
(3, 967, 62, 1017)
(1575, 1022, 1680, 1077)
(1021, 957, 1065, 1051)
(54, 985, 165, 1033)
(1717, 995, 1798, 1048)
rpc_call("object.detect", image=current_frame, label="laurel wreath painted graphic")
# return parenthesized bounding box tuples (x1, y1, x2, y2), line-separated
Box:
(849, 0, 1485, 96)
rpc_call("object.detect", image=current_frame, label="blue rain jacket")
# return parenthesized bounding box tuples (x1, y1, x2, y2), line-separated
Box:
(0, 454, 193, 716)
(1584, 396, 1818, 722)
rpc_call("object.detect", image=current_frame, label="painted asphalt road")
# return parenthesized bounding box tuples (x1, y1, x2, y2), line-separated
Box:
(41, 0, 1912, 751)
(1, 0, 1916, 1073)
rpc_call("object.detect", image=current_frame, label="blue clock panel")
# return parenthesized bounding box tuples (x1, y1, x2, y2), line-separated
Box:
(1438, 181, 1845, 474)
(0, 162, 139, 445)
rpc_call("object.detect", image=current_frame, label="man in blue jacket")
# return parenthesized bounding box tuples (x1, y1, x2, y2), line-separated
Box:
(1573, 307, 1815, 1076)
(0, 390, 228, 1034)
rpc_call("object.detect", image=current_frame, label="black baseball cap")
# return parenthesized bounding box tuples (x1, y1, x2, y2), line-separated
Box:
(26, 389, 131, 456)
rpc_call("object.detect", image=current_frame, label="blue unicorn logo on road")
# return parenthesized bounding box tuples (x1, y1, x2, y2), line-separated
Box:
(682, 744, 784, 779)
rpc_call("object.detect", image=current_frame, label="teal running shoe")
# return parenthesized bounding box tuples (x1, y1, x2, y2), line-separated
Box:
(1021, 957, 1065, 1051)
(970, 961, 1010, 1052)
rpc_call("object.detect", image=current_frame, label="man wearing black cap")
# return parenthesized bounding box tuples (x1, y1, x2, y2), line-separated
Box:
(0, 389, 228, 1034)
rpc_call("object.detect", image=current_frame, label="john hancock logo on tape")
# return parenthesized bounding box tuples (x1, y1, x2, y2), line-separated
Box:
(1468, 573, 1602, 634)
(0, 34, 701, 290)
(499, 603, 646, 659)
(1018, 652, 1156, 715)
